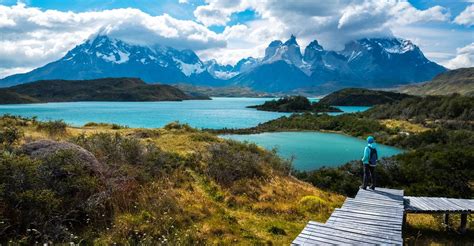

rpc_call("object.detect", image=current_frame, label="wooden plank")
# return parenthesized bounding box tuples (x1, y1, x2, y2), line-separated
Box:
(345, 199, 404, 209)
(336, 208, 404, 219)
(307, 222, 402, 241)
(328, 214, 403, 229)
(325, 220, 402, 237)
(342, 204, 402, 212)
(303, 224, 402, 245)
(331, 210, 403, 225)
(339, 206, 404, 216)
(300, 228, 362, 244)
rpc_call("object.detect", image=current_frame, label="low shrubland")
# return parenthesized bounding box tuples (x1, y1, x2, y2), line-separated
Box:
(0, 115, 343, 244)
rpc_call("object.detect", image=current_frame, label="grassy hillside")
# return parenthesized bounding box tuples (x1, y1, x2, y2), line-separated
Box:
(0, 90, 39, 104)
(319, 88, 416, 106)
(0, 115, 344, 244)
(398, 67, 474, 96)
(0, 78, 209, 104)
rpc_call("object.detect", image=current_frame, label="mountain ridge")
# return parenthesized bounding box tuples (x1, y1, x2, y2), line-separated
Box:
(0, 35, 446, 93)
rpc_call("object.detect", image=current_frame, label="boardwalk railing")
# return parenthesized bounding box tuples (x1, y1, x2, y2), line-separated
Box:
(292, 187, 473, 245)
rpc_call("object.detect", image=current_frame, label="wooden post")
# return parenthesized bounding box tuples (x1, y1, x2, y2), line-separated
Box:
(402, 212, 407, 228)
(443, 213, 449, 229)
(460, 213, 467, 234)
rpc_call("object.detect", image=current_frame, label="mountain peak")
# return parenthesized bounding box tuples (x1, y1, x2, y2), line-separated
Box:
(307, 40, 324, 51)
(284, 34, 298, 46)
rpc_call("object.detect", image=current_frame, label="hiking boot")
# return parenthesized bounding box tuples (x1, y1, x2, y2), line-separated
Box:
(360, 186, 367, 190)
(370, 186, 375, 190)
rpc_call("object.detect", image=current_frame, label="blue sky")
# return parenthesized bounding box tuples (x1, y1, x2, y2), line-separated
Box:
(0, 0, 472, 78)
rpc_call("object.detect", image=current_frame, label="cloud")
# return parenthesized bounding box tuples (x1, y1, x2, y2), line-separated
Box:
(0, 3, 224, 77)
(193, 0, 252, 26)
(454, 4, 474, 26)
(443, 43, 474, 69)
(195, 0, 451, 65)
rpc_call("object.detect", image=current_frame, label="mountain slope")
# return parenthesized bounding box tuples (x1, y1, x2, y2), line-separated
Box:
(230, 60, 311, 92)
(0, 35, 224, 87)
(0, 77, 208, 104)
(398, 67, 474, 96)
(341, 38, 446, 87)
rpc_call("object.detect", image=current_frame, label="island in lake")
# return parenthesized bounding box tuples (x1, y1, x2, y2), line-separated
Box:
(248, 95, 342, 113)
(0, 77, 209, 104)
(319, 88, 416, 106)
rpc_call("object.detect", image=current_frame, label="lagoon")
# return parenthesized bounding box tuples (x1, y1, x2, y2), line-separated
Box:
(220, 131, 403, 171)
(0, 98, 369, 129)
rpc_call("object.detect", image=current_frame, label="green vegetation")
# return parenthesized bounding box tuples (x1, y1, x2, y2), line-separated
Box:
(365, 93, 474, 129)
(398, 67, 474, 96)
(0, 77, 209, 104)
(248, 96, 342, 113)
(319, 88, 416, 106)
(36, 120, 68, 137)
(0, 115, 344, 244)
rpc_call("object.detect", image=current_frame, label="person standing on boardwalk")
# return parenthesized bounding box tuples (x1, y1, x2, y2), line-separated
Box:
(361, 136, 378, 190)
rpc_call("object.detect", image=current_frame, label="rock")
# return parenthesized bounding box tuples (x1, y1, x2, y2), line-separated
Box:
(21, 139, 106, 175)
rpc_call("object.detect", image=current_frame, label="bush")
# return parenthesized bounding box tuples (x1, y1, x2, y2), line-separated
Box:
(299, 196, 328, 213)
(0, 126, 23, 150)
(0, 151, 108, 243)
(36, 120, 67, 136)
(206, 141, 266, 186)
(164, 121, 195, 132)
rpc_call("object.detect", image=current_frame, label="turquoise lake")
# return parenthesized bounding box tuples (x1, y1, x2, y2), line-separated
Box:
(0, 98, 383, 169)
(0, 98, 369, 129)
(221, 132, 403, 171)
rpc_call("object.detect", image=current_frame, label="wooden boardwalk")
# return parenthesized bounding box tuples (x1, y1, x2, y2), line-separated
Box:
(292, 188, 474, 245)
(293, 188, 405, 245)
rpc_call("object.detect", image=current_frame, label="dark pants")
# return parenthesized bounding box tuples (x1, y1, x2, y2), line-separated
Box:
(363, 165, 376, 189)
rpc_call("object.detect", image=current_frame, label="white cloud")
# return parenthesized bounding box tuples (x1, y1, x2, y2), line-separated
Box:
(454, 4, 474, 26)
(443, 43, 474, 69)
(195, 0, 451, 65)
(193, 0, 253, 26)
(178, 0, 188, 4)
(0, 3, 224, 77)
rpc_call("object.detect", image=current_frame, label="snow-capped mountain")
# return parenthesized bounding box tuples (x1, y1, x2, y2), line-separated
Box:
(227, 36, 445, 92)
(0, 34, 446, 93)
(340, 38, 445, 86)
(0, 35, 221, 87)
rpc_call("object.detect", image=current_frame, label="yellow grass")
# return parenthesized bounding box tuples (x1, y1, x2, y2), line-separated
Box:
(380, 119, 429, 133)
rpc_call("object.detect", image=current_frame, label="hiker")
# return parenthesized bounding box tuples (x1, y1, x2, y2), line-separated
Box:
(361, 136, 378, 190)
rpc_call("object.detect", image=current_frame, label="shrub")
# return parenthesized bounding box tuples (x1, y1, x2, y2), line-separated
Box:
(164, 121, 195, 132)
(36, 120, 67, 136)
(205, 141, 267, 186)
(299, 196, 328, 213)
(0, 151, 108, 243)
(0, 126, 23, 150)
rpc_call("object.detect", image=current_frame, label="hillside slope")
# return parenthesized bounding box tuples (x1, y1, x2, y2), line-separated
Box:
(398, 67, 474, 96)
(0, 116, 344, 244)
(0, 77, 208, 104)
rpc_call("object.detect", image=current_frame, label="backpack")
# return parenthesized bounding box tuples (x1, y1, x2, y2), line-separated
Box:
(368, 146, 378, 165)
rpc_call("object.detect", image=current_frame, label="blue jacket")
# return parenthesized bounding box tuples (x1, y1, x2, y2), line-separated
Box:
(362, 143, 377, 165)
